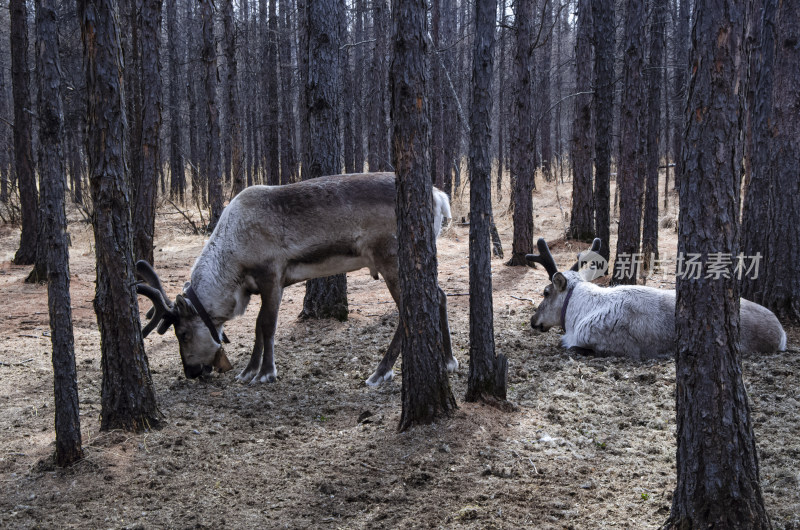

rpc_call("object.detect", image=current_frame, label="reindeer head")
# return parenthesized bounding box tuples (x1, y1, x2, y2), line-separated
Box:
(135, 261, 233, 379)
(525, 238, 602, 331)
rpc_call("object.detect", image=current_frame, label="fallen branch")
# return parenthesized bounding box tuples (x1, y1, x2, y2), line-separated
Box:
(167, 198, 201, 235)
(510, 295, 536, 304)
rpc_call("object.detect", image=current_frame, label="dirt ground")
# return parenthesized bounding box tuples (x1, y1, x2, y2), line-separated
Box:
(1, 176, 798, 529)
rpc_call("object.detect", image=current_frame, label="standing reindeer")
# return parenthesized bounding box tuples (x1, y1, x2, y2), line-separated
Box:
(526, 239, 787, 359)
(135, 173, 458, 385)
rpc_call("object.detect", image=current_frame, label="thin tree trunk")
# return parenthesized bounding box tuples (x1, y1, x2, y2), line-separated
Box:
(10, 0, 38, 265)
(466, 0, 507, 405)
(591, 0, 614, 262)
(391, 0, 457, 431)
(166, 0, 184, 201)
(132, 0, 163, 265)
(507, 0, 536, 266)
(353, 0, 366, 172)
(569, 0, 594, 241)
(665, 0, 770, 525)
(368, 0, 390, 171)
(612, 0, 647, 286)
(201, 0, 224, 230)
(79, 0, 163, 432)
(279, 0, 298, 183)
(740, 0, 800, 323)
(0, 47, 9, 204)
(187, 0, 201, 202)
(672, 0, 689, 191)
(223, 0, 244, 196)
(642, 0, 666, 271)
(266, 0, 280, 184)
(301, 0, 348, 321)
(495, 0, 507, 195)
(539, 0, 553, 183)
(36, 0, 84, 466)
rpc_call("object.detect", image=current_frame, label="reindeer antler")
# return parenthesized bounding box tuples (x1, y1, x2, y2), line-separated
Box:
(525, 238, 559, 280)
(135, 261, 177, 337)
(569, 238, 602, 271)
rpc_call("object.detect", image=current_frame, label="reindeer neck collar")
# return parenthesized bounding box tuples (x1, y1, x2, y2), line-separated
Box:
(560, 285, 576, 331)
(185, 284, 228, 345)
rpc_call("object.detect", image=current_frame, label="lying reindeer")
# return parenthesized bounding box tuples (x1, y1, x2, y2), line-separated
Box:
(526, 238, 787, 359)
(135, 172, 458, 385)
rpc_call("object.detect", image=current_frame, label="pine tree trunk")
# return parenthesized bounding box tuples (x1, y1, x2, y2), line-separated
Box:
(507, 0, 535, 266)
(569, 0, 594, 241)
(132, 0, 163, 265)
(665, 0, 770, 525)
(266, 0, 280, 185)
(391, 0, 457, 431)
(642, 0, 666, 271)
(187, 0, 201, 202)
(539, 1, 553, 183)
(368, 0, 390, 171)
(166, 0, 185, 201)
(278, 0, 298, 183)
(352, 0, 366, 171)
(301, 0, 348, 321)
(0, 39, 9, 204)
(201, 0, 224, 230)
(36, 0, 84, 466)
(740, 0, 800, 323)
(223, 0, 244, 197)
(10, 0, 38, 265)
(466, 0, 507, 405)
(612, 0, 647, 285)
(591, 0, 614, 262)
(672, 0, 690, 192)
(79, 0, 163, 433)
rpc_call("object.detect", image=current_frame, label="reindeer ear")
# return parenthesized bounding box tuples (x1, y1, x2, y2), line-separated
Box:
(174, 294, 197, 318)
(553, 272, 567, 292)
(591, 238, 602, 252)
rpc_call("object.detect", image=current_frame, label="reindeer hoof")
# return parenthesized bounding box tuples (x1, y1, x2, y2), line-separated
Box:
(365, 369, 394, 387)
(248, 368, 277, 385)
(446, 357, 459, 373)
(236, 370, 257, 384)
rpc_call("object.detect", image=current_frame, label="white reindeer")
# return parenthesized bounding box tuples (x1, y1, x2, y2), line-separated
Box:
(135, 172, 458, 385)
(526, 239, 787, 359)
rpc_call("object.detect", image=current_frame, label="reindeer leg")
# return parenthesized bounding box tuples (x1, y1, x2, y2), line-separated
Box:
(235, 308, 265, 383)
(250, 283, 283, 384)
(366, 272, 403, 387)
(438, 286, 459, 373)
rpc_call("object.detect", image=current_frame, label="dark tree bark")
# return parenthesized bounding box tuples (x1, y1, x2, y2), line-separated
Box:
(665, 0, 770, 526)
(125, 0, 143, 211)
(538, 0, 553, 183)
(166, 0, 185, 201)
(591, 0, 614, 262)
(36, 0, 83, 467)
(266, 0, 280, 184)
(279, 0, 298, 183)
(495, 0, 508, 194)
(79, 0, 163, 432)
(569, 0, 594, 241)
(201, 0, 224, 230)
(341, 0, 355, 174)
(672, 0, 690, 191)
(391, 0, 457, 431)
(10, 0, 38, 265)
(507, 0, 535, 266)
(300, 0, 349, 321)
(612, 0, 647, 285)
(642, 0, 667, 270)
(187, 0, 201, 202)
(223, 0, 245, 196)
(132, 0, 163, 265)
(465, 0, 507, 405)
(740, 0, 800, 323)
(431, 0, 445, 190)
(368, 0, 390, 171)
(352, 0, 366, 172)
(0, 47, 9, 204)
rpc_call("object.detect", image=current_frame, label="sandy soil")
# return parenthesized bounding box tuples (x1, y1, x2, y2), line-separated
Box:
(1, 176, 798, 529)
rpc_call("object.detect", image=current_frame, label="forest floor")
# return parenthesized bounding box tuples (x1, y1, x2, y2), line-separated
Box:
(1, 175, 798, 529)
